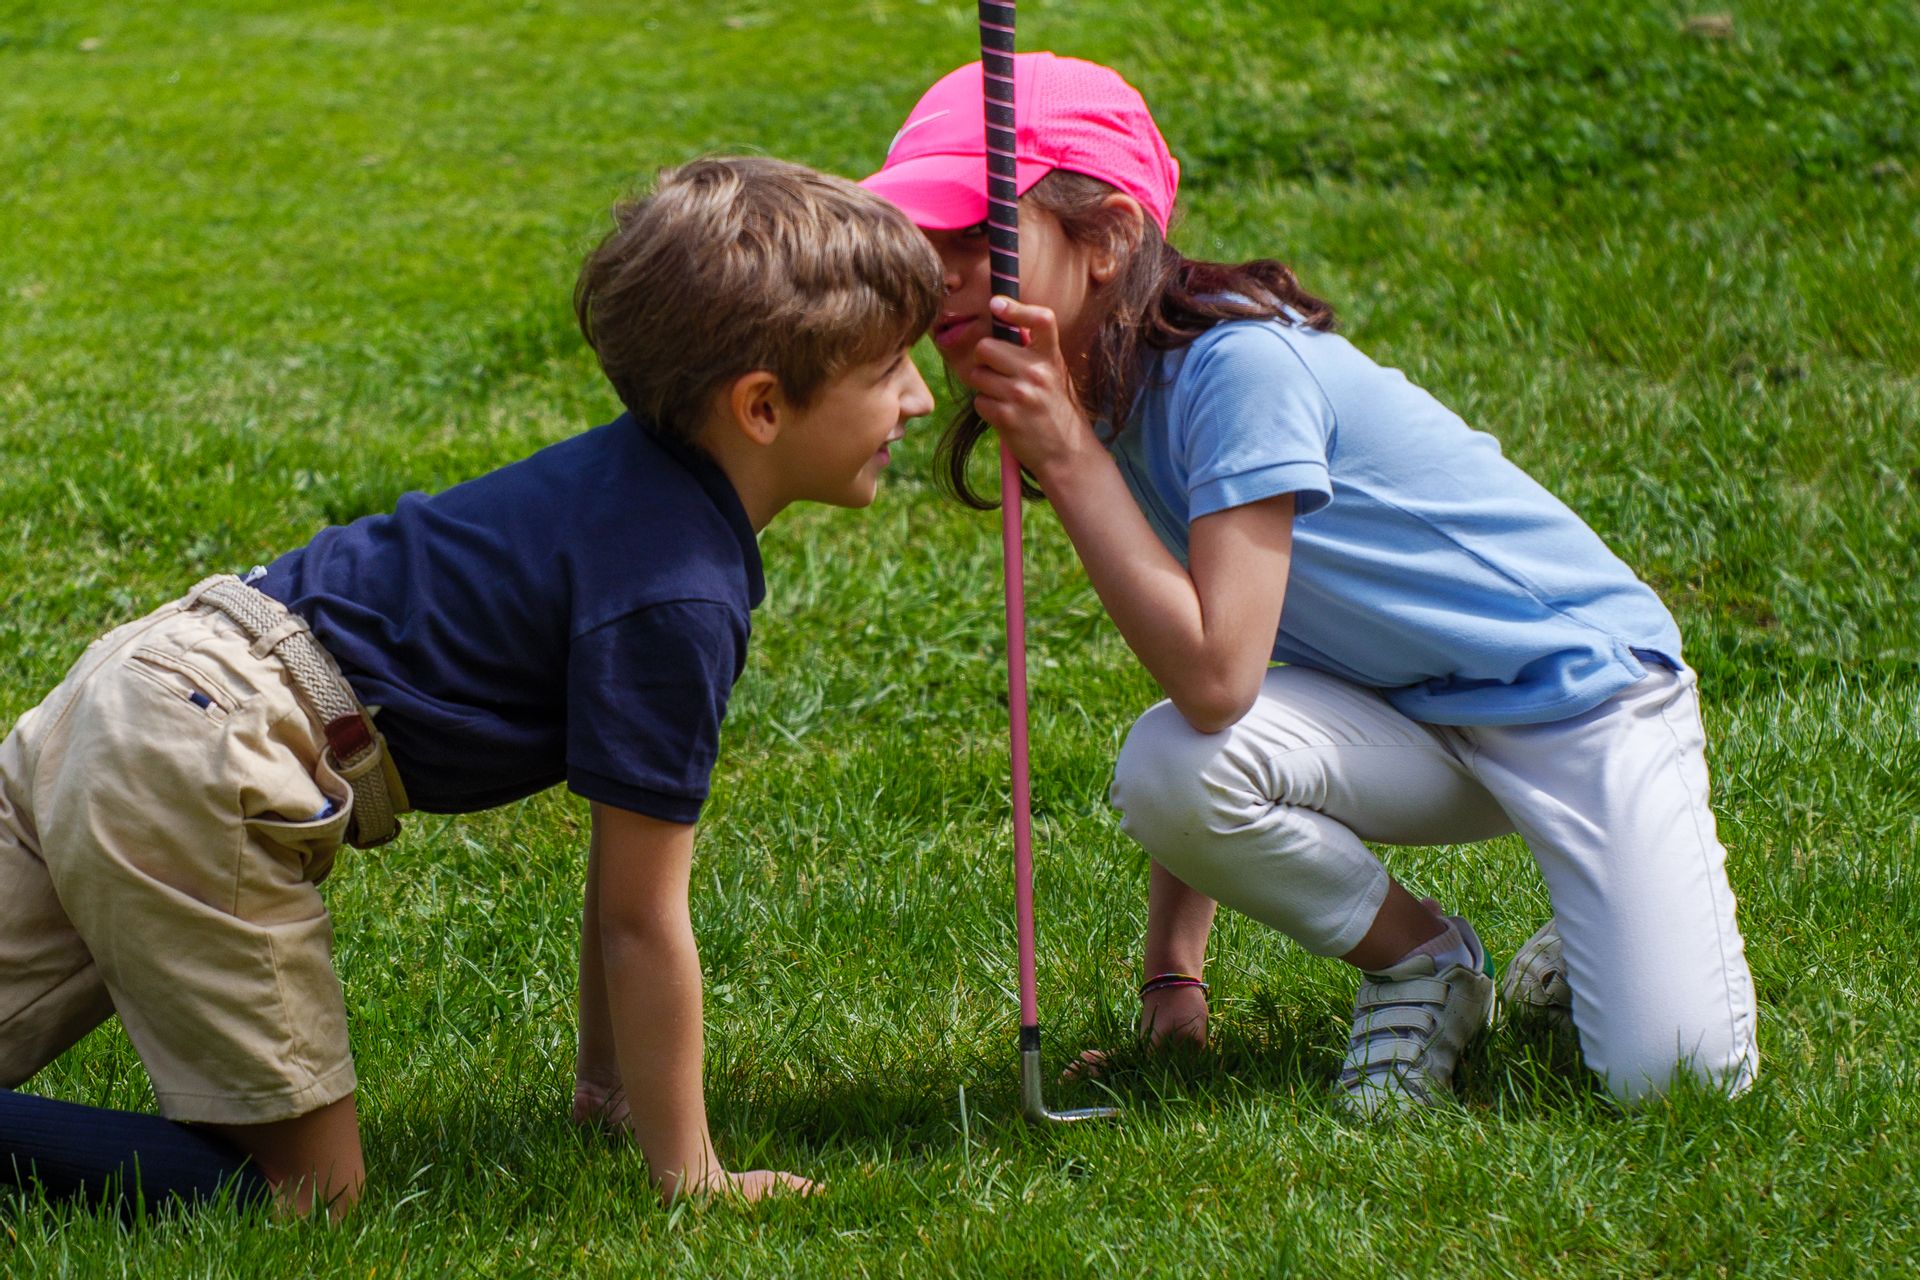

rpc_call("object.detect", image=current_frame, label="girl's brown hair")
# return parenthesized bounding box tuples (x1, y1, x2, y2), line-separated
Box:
(936, 169, 1335, 508)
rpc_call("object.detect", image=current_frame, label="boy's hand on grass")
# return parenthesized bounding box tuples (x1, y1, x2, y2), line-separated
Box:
(572, 1085, 818, 1202)
(670, 1168, 819, 1203)
(707, 1169, 819, 1201)
(1063, 984, 1210, 1081)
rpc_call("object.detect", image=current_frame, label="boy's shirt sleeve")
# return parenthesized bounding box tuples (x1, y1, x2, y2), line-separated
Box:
(565, 599, 748, 823)
(1173, 323, 1337, 522)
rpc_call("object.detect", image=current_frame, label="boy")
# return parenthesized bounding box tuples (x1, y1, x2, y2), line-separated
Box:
(0, 155, 940, 1216)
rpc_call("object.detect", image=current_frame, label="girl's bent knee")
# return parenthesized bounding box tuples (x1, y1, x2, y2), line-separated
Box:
(1594, 1035, 1759, 1108)
(1109, 702, 1225, 854)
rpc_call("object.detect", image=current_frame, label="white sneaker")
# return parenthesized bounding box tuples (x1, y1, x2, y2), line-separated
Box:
(1499, 918, 1575, 1032)
(1336, 915, 1496, 1117)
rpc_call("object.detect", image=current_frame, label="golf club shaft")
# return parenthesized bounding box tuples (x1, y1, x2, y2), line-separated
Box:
(980, 0, 1038, 1036)
(1002, 442, 1037, 1032)
(982, 0, 1021, 344)
(982, 3, 1118, 1126)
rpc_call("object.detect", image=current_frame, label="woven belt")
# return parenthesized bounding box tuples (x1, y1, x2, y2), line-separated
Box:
(186, 575, 410, 848)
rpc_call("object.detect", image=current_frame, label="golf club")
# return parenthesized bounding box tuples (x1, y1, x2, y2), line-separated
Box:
(981, 0, 1120, 1127)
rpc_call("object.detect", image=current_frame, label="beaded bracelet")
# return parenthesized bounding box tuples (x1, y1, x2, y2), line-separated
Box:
(1139, 971, 1209, 998)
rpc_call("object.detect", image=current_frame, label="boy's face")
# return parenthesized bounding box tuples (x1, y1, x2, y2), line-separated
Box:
(778, 348, 935, 508)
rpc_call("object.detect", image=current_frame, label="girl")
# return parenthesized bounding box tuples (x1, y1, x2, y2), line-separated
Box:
(862, 53, 1758, 1114)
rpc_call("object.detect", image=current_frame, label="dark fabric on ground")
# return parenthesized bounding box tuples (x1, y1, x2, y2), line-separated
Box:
(0, 1088, 270, 1216)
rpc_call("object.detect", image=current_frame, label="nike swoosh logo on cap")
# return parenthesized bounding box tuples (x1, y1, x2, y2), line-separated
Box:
(888, 110, 951, 156)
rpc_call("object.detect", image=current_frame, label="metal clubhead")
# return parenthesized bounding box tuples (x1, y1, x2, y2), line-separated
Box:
(1019, 1045, 1120, 1125)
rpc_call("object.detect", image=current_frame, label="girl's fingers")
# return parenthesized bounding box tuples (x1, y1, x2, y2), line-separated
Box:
(970, 337, 1070, 409)
(973, 390, 1051, 432)
(987, 294, 1059, 351)
(1061, 1048, 1111, 1083)
(965, 370, 1043, 419)
(967, 302, 1084, 453)
(961, 363, 1015, 397)
(971, 397, 1017, 432)
(970, 334, 1042, 377)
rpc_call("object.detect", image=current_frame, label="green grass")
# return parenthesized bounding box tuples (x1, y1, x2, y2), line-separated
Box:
(3, 0, 1917, 1273)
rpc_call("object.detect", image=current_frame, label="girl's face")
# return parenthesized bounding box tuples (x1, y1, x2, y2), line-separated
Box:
(922, 205, 1106, 386)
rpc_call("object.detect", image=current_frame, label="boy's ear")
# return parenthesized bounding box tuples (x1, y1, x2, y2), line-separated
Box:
(723, 370, 786, 446)
(1092, 193, 1146, 285)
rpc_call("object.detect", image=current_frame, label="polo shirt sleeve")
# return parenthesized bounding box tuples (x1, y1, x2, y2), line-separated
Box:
(1173, 324, 1337, 522)
(564, 599, 748, 823)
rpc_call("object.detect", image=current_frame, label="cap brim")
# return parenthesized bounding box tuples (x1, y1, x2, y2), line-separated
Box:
(860, 153, 1053, 230)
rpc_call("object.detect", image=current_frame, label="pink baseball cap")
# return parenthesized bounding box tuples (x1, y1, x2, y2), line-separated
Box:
(861, 52, 1180, 234)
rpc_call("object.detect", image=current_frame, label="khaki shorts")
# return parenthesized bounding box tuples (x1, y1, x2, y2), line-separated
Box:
(0, 587, 359, 1124)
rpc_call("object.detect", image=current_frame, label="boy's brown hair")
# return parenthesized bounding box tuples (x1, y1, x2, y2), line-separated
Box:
(576, 156, 942, 442)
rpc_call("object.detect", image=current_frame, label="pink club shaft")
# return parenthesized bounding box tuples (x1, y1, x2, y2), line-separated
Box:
(982, 0, 1114, 1126)
(1000, 440, 1038, 1030)
(978, 0, 1038, 1035)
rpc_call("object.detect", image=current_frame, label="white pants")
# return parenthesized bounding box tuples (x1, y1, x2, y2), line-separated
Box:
(1110, 664, 1759, 1103)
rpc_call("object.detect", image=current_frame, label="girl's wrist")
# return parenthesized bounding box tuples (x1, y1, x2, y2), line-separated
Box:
(1140, 971, 1208, 999)
(1027, 422, 1108, 492)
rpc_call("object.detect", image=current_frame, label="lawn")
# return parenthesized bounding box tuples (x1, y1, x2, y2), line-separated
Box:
(2, 0, 1917, 1274)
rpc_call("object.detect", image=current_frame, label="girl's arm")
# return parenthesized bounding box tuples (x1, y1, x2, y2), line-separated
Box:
(969, 295, 1294, 732)
(588, 803, 814, 1202)
(1069, 858, 1215, 1077)
(1140, 859, 1217, 1045)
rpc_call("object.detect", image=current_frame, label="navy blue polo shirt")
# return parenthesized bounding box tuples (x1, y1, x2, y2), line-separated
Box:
(256, 414, 763, 822)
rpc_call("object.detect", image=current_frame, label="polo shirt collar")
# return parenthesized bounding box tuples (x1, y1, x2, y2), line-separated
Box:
(632, 414, 766, 608)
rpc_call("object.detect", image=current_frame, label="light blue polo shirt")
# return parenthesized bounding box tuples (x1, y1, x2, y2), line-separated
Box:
(1103, 319, 1683, 726)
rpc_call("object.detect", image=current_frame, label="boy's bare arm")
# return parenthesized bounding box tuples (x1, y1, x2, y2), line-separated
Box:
(587, 803, 814, 1202)
(573, 832, 626, 1127)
